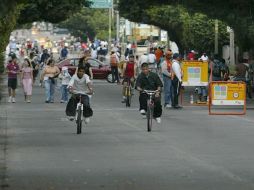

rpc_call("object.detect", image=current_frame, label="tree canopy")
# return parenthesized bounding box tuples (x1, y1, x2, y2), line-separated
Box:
(58, 8, 111, 41)
(118, 0, 254, 51)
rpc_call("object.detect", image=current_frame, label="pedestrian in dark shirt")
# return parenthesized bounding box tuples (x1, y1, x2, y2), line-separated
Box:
(6, 53, 20, 103)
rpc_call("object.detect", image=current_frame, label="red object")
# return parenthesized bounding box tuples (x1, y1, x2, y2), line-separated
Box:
(81, 43, 87, 49)
(187, 52, 195, 60)
(124, 62, 135, 78)
(57, 57, 111, 80)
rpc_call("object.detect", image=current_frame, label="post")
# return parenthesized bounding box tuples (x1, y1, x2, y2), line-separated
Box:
(229, 28, 235, 65)
(108, 7, 112, 53)
(214, 19, 218, 54)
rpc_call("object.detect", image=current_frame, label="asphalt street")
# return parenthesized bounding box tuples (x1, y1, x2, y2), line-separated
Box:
(1, 78, 254, 190)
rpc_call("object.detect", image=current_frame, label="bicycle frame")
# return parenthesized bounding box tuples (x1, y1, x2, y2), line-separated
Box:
(143, 90, 159, 132)
(124, 78, 133, 107)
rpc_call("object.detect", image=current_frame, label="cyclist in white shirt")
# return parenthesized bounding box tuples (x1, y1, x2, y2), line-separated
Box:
(66, 66, 93, 123)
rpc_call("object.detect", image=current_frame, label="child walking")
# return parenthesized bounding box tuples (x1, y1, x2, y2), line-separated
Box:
(59, 67, 71, 103)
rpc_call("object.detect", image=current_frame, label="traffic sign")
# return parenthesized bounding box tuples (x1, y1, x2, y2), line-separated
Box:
(91, 0, 112, 8)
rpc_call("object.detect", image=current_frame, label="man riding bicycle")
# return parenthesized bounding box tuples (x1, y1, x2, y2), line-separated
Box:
(121, 54, 137, 103)
(66, 66, 93, 123)
(136, 62, 163, 123)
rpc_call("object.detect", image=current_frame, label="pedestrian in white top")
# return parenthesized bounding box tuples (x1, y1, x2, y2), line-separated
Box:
(171, 53, 183, 109)
(58, 66, 71, 103)
(148, 51, 157, 71)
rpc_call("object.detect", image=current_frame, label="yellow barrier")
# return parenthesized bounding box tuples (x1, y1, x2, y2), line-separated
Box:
(208, 81, 246, 115)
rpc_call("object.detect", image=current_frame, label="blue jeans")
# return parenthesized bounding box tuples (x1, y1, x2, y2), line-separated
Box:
(163, 75, 172, 105)
(61, 85, 69, 102)
(197, 86, 207, 96)
(44, 79, 55, 102)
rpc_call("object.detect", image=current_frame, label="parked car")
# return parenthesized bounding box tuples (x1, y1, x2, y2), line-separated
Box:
(56, 57, 113, 83)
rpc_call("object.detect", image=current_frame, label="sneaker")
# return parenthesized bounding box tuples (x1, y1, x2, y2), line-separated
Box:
(69, 116, 75, 121)
(26, 100, 31, 103)
(60, 100, 64, 103)
(140, 109, 146, 115)
(8, 96, 12, 103)
(155, 117, 161, 124)
(84, 117, 90, 124)
(165, 104, 172, 108)
(12, 97, 16, 103)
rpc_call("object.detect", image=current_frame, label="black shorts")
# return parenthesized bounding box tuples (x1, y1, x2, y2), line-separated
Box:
(8, 78, 17, 89)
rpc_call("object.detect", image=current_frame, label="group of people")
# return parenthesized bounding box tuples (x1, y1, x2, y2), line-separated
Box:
(6, 43, 254, 127)
(110, 47, 184, 124)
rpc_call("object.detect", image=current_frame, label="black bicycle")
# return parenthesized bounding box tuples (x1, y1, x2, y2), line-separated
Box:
(143, 90, 159, 132)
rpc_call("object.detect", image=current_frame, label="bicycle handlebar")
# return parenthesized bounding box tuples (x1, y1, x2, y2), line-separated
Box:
(142, 89, 160, 95)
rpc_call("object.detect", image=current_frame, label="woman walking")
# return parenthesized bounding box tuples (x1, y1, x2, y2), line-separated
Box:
(20, 58, 33, 103)
(40, 59, 60, 103)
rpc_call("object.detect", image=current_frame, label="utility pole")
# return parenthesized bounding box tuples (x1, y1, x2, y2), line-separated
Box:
(214, 19, 218, 55)
(108, 3, 112, 53)
(227, 26, 235, 65)
(116, 0, 120, 44)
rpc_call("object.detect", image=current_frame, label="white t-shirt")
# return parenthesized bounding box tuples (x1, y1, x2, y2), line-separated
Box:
(68, 74, 91, 95)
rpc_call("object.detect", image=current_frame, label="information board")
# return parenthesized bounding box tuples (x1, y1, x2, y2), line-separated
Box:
(211, 82, 246, 105)
(182, 61, 208, 86)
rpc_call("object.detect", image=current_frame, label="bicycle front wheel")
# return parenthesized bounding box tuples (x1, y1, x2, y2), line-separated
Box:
(147, 103, 153, 132)
(76, 106, 82, 134)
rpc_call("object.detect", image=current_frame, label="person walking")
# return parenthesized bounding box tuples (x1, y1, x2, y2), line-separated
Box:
(6, 53, 20, 103)
(171, 53, 183, 109)
(77, 57, 93, 80)
(20, 58, 33, 103)
(58, 67, 71, 103)
(161, 50, 173, 108)
(110, 50, 120, 84)
(40, 59, 60, 103)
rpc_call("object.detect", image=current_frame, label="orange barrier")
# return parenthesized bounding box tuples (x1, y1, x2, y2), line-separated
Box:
(208, 81, 246, 115)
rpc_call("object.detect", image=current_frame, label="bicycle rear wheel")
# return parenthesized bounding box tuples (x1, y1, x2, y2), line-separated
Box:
(76, 106, 82, 134)
(147, 103, 153, 132)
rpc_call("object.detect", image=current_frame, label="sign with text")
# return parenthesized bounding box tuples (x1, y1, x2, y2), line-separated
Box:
(210, 82, 246, 105)
(182, 61, 208, 86)
(91, 0, 112, 8)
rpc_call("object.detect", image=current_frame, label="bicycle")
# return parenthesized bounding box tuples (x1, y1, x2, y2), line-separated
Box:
(75, 94, 83, 134)
(143, 90, 160, 132)
(124, 78, 134, 107)
(73, 92, 93, 134)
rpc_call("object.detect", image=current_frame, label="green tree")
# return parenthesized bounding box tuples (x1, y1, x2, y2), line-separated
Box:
(58, 8, 114, 41)
(118, 0, 254, 51)
(0, 0, 91, 73)
(120, 4, 228, 54)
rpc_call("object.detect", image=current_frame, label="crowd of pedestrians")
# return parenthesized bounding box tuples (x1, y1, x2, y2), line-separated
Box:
(4, 37, 254, 126)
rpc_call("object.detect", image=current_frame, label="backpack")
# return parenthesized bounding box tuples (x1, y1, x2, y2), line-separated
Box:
(212, 60, 221, 77)
(110, 54, 118, 67)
